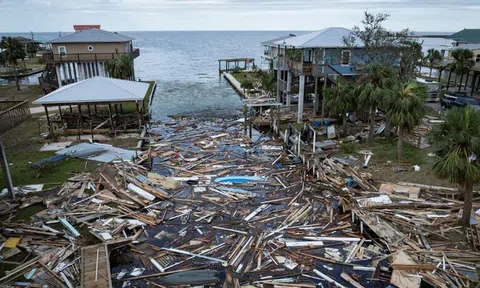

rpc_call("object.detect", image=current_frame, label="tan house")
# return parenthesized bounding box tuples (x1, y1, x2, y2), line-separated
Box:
(39, 25, 140, 93)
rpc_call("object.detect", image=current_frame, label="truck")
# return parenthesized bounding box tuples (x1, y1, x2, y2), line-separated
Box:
(441, 91, 480, 110)
(415, 78, 442, 102)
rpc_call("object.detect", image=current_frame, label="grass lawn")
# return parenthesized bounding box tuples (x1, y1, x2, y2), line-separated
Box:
(0, 118, 98, 189)
(0, 84, 43, 104)
(361, 138, 453, 187)
(231, 71, 262, 84)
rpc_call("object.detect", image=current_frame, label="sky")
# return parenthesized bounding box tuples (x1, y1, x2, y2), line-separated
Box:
(0, 0, 479, 32)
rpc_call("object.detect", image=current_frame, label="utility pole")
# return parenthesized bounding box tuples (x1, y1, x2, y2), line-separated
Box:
(0, 138, 15, 200)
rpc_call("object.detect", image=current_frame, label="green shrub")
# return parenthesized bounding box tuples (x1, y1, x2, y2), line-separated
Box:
(341, 141, 359, 154)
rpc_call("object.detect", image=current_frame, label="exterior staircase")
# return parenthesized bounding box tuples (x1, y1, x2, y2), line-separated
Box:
(38, 63, 59, 94)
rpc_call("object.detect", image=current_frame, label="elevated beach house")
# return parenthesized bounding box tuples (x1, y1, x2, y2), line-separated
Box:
(39, 25, 140, 93)
(441, 29, 480, 94)
(262, 27, 397, 122)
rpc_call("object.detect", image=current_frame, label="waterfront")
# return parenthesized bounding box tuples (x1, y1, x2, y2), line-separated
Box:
(1, 31, 294, 120)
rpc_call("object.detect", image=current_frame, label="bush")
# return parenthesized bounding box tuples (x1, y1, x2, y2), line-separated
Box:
(240, 79, 254, 90)
(341, 141, 359, 154)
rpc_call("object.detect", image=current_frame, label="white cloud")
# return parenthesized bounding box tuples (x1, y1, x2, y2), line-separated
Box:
(0, 0, 478, 31)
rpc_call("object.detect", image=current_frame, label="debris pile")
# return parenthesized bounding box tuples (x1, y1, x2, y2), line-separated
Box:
(0, 118, 478, 288)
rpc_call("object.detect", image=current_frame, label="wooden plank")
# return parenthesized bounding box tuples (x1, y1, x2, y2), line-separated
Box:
(81, 244, 112, 288)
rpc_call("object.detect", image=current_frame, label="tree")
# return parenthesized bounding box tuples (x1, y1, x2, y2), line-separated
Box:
(0, 52, 6, 67)
(105, 55, 133, 80)
(398, 40, 424, 81)
(426, 49, 442, 78)
(324, 82, 355, 136)
(356, 65, 396, 141)
(450, 49, 474, 91)
(387, 82, 427, 160)
(257, 70, 276, 96)
(343, 11, 418, 74)
(428, 107, 480, 228)
(0, 37, 26, 91)
(26, 41, 38, 58)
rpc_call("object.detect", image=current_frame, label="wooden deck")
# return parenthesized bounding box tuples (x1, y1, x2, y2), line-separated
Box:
(80, 244, 112, 288)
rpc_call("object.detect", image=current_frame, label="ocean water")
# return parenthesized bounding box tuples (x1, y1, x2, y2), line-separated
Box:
(1, 31, 292, 120)
(0, 31, 452, 120)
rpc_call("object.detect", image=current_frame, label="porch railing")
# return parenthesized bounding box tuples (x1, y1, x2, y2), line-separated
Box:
(43, 48, 140, 63)
(0, 101, 31, 136)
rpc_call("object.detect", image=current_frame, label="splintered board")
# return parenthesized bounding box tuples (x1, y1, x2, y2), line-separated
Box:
(81, 244, 112, 288)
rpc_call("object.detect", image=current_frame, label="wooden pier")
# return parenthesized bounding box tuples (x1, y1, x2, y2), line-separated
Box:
(80, 244, 112, 288)
(218, 58, 255, 73)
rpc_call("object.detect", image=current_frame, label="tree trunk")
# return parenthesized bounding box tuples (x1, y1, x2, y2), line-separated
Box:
(342, 114, 347, 136)
(368, 105, 375, 142)
(13, 64, 20, 92)
(447, 71, 452, 90)
(397, 127, 403, 161)
(458, 74, 464, 91)
(22, 59, 26, 70)
(385, 115, 391, 138)
(461, 181, 473, 228)
(429, 67, 433, 78)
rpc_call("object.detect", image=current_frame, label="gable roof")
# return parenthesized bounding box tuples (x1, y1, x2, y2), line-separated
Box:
(274, 27, 358, 48)
(447, 29, 480, 44)
(49, 29, 133, 44)
(33, 77, 150, 105)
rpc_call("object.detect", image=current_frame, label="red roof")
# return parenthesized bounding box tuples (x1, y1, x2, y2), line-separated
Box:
(73, 25, 101, 31)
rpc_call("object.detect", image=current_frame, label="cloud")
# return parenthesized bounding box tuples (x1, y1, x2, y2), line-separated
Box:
(0, 0, 478, 31)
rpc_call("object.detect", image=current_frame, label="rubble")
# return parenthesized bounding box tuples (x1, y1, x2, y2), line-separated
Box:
(0, 117, 478, 287)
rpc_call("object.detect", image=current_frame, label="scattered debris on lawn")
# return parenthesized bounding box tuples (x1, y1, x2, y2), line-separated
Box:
(0, 117, 478, 288)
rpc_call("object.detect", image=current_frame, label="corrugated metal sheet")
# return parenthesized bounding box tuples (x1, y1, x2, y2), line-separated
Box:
(274, 27, 361, 48)
(33, 77, 150, 105)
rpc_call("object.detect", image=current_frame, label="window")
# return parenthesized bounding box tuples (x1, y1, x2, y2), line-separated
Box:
(58, 46, 67, 56)
(476, 54, 480, 63)
(341, 50, 351, 65)
(88, 45, 94, 52)
(303, 49, 312, 63)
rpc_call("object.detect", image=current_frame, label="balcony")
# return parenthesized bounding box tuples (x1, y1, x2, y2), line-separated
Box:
(43, 48, 140, 63)
(288, 60, 313, 75)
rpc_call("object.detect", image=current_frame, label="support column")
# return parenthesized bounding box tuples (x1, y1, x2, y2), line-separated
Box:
(314, 77, 319, 116)
(297, 75, 305, 124)
(136, 102, 141, 132)
(286, 71, 292, 106)
(0, 138, 14, 199)
(276, 68, 281, 103)
(321, 73, 328, 121)
(465, 72, 470, 91)
(55, 65, 63, 88)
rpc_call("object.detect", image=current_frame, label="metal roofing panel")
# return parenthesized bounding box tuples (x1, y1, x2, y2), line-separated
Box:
(49, 29, 133, 43)
(33, 77, 150, 105)
(274, 27, 361, 48)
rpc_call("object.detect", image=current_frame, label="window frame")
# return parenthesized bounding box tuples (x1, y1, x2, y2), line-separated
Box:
(58, 46, 67, 56)
(341, 50, 351, 66)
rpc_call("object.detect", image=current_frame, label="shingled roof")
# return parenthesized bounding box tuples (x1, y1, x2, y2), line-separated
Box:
(49, 29, 133, 44)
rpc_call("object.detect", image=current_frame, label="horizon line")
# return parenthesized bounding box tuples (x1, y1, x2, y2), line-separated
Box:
(0, 29, 457, 34)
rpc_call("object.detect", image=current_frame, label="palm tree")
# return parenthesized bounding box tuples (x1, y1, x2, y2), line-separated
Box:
(356, 65, 396, 141)
(388, 82, 427, 160)
(428, 107, 480, 228)
(0, 37, 26, 91)
(105, 55, 133, 80)
(450, 49, 474, 91)
(426, 49, 442, 78)
(324, 82, 355, 136)
(257, 70, 276, 96)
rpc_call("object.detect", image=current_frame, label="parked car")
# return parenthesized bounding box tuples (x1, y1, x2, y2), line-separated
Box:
(441, 92, 480, 110)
